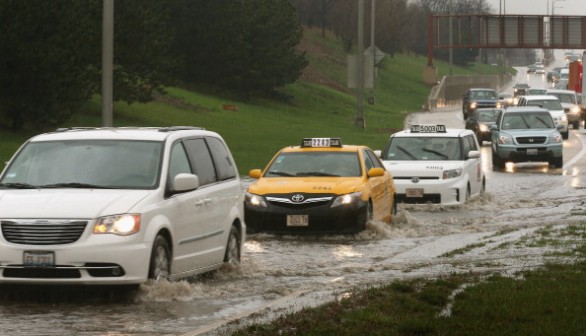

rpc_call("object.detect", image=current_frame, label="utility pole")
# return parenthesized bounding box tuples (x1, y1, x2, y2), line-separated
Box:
(369, 0, 376, 104)
(354, 0, 365, 128)
(102, 0, 114, 127)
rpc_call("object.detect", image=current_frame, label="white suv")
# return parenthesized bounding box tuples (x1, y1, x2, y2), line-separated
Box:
(545, 89, 581, 130)
(0, 127, 245, 286)
(516, 95, 569, 139)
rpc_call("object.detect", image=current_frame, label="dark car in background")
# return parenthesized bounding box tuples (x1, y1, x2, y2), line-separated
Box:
(462, 88, 499, 119)
(465, 107, 502, 144)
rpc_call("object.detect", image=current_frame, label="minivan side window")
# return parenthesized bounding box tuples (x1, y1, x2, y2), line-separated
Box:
(206, 137, 237, 181)
(183, 138, 217, 186)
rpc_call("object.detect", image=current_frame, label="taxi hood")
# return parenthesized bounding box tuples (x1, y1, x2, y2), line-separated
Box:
(248, 177, 363, 195)
(0, 189, 152, 219)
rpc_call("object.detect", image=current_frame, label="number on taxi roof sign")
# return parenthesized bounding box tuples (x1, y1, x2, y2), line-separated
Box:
(301, 138, 342, 147)
(410, 124, 446, 133)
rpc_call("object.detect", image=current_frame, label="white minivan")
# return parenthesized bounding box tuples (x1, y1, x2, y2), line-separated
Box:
(0, 127, 245, 286)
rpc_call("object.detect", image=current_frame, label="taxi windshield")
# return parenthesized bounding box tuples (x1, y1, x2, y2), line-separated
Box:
(384, 137, 461, 161)
(265, 151, 361, 177)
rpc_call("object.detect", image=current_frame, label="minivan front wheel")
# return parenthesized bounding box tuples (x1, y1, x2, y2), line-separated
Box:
(148, 235, 171, 281)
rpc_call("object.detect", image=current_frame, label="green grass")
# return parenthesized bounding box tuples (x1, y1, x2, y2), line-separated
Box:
(231, 223, 586, 336)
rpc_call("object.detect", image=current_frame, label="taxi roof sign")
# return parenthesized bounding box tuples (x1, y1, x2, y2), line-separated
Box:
(301, 137, 342, 148)
(410, 124, 446, 133)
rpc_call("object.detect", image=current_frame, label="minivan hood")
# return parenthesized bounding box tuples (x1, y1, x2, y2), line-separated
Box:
(0, 189, 151, 219)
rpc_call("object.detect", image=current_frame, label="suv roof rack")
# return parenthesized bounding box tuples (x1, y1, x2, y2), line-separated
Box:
(158, 126, 205, 132)
(52, 126, 206, 133)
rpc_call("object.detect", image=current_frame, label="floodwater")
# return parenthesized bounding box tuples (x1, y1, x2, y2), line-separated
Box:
(1, 104, 585, 336)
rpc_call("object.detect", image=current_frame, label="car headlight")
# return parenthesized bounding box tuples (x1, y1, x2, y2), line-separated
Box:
(570, 106, 581, 114)
(498, 134, 513, 144)
(94, 214, 140, 236)
(331, 192, 362, 208)
(479, 124, 490, 132)
(561, 114, 568, 122)
(245, 192, 267, 208)
(470, 102, 477, 109)
(550, 133, 563, 143)
(443, 168, 463, 179)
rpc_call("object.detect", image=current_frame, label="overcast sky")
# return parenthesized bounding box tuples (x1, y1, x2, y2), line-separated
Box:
(485, 0, 584, 16)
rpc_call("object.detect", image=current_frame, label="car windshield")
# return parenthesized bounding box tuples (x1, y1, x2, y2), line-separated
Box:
(547, 93, 576, 104)
(476, 109, 499, 122)
(502, 113, 555, 130)
(0, 140, 163, 189)
(384, 137, 461, 161)
(471, 91, 497, 99)
(526, 99, 563, 110)
(265, 151, 361, 177)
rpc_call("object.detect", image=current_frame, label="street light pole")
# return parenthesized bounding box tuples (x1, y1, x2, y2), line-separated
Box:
(355, 0, 365, 128)
(101, 0, 114, 127)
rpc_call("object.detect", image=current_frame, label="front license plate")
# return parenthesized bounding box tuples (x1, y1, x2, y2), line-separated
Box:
(287, 215, 309, 227)
(406, 188, 424, 198)
(23, 251, 55, 267)
(527, 148, 538, 155)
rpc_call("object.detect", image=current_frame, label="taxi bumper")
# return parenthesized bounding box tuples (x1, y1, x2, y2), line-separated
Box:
(245, 198, 368, 234)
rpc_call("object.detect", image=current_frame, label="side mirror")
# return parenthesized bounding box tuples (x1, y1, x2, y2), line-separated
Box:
(249, 169, 262, 179)
(490, 124, 498, 131)
(173, 173, 199, 192)
(467, 150, 481, 159)
(367, 167, 385, 178)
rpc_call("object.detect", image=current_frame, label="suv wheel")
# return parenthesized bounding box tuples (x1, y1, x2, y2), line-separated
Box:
(550, 156, 563, 169)
(562, 130, 569, 140)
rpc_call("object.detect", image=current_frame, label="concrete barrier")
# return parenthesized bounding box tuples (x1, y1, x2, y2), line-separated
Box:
(426, 73, 513, 111)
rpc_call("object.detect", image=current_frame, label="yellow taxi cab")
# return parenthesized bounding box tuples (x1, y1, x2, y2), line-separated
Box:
(244, 138, 396, 234)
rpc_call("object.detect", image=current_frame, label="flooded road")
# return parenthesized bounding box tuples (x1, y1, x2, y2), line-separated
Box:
(1, 107, 585, 336)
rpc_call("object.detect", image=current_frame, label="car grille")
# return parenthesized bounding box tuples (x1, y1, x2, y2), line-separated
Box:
(516, 136, 547, 144)
(266, 193, 334, 210)
(1, 219, 88, 245)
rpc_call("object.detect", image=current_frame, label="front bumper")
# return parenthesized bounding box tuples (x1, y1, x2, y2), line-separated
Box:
(496, 144, 563, 163)
(245, 195, 368, 234)
(393, 177, 468, 206)
(0, 234, 150, 285)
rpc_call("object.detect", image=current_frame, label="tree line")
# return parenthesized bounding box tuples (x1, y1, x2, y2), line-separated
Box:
(1, 0, 500, 131)
(0, 0, 307, 131)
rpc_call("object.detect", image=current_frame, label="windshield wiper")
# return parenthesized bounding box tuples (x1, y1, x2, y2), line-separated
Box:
(267, 170, 295, 177)
(296, 172, 339, 177)
(0, 182, 38, 189)
(422, 148, 449, 160)
(396, 146, 417, 160)
(40, 182, 114, 189)
(520, 116, 531, 128)
(534, 116, 551, 128)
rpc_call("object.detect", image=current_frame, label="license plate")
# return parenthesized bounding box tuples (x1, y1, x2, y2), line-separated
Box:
(287, 215, 309, 227)
(23, 251, 55, 267)
(527, 148, 538, 155)
(406, 188, 424, 197)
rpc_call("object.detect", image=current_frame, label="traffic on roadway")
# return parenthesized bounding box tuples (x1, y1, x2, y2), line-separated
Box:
(1, 57, 585, 336)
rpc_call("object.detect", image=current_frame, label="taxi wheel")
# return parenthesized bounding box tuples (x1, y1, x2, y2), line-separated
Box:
(224, 226, 241, 265)
(465, 184, 471, 201)
(148, 235, 171, 282)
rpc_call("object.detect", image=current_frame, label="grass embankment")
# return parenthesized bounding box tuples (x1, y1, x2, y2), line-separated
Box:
(231, 224, 586, 336)
(0, 27, 510, 175)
